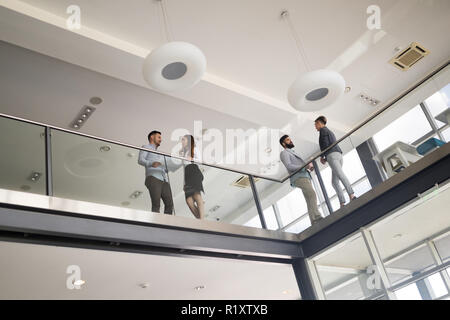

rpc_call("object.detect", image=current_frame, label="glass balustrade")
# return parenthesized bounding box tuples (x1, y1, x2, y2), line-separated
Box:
(0, 65, 448, 235)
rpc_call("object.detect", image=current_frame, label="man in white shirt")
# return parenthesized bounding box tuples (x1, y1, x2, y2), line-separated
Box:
(138, 130, 174, 214)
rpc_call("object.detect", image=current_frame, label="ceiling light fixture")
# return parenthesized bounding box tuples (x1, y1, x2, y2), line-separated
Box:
(194, 285, 205, 291)
(139, 283, 150, 289)
(70, 106, 96, 130)
(209, 205, 220, 213)
(29, 172, 42, 182)
(99, 145, 111, 152)
(142, 0, 206, 92)
(89, 97, 103, 105)
(359, 93, 380, 106)
(130, 191, 143, 199)
(281, 10, 345, 111)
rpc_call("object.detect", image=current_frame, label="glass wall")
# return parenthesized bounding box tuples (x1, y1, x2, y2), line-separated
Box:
(308, 182, 450, 300)
(313, 232, 385, 300)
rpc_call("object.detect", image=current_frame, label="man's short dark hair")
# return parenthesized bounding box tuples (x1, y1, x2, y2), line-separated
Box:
(279, 135, 289, 146)
(148, 130, 161, 142)
(315, 116, 327, 125)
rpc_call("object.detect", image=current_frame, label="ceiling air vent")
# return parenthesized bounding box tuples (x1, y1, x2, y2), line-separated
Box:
(389, 42, 430, 71)
(231, 175, 259, 188)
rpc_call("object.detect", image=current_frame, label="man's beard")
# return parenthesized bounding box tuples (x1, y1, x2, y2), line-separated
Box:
(286, 142, 294, 149)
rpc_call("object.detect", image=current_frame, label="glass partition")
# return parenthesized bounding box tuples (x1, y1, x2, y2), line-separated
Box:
(167, 161, 260, 226)
(51, 128, 151, 211)
(0, 65, 448, 235)
(0, 117, 46, 195)
(255, 163, 329, 234)
(308, 181, 450, 300)
(312, 233, 384, 300)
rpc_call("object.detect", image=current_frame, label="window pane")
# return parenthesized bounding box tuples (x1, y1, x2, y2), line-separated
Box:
(441, 127, 450, 143)
(435, 232, 450, 263)
(425, 84, 450, 128)
(276, 188, 307, 226)
(284, 215, 311, 234)
(342, 149, 366, 184)
(369, 185, 450, 286)
(263, 206, 278, 230)
(426, 273, 448, 299)
(244, 215, 262, 228)
(395, 283, 422, 300)
(312, 233, 384, 300)
(353, 178, 372, 197)
(373, 105, 433, 151)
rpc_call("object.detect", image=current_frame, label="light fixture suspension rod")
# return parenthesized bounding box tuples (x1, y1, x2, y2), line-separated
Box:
(157, 0, 172, 43)
(281, 10, 312, 72)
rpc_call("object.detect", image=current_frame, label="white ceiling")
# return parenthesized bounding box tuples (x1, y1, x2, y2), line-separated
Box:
(0, 241, 300, 299)
(1, 0, 449, 165)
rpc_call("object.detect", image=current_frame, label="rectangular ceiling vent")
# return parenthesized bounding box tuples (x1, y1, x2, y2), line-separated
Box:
(231, 175, 259, 188)
(389, 42, 430, 71)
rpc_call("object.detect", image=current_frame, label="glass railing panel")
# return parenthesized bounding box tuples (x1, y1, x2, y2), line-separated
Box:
(168, 161, 260, 226)
(255, 163, 329, 233)
(0, 116, 46, 195)
(50, 128, 151, 211)
(314, 136, 369, 211)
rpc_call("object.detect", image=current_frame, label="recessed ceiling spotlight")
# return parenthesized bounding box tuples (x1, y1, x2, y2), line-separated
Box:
(345, 86, 352, 93)
(70, 106, 96, 130)
(139, 283, 150, 289)
(130, 191, 143, 199)
(209, 205, 220, 213)
(89, 97, 103, 105)
(99, 145, 111, 152)
(194, 285, 205, 291)
(29, 172, 42, 182)
(359, 93, 380, 106)
(73, 279, 86, 286)
(393, 233, 402, 239)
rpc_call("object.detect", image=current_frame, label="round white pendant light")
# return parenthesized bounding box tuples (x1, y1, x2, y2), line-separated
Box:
(143, 41, 206, 92)
(282, 11, 345, 111)
(142, 0, 206, 92)
(288, 69, 345, 112)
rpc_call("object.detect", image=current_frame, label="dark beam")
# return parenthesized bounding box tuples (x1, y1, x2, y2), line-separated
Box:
(0, 205, 302, 261)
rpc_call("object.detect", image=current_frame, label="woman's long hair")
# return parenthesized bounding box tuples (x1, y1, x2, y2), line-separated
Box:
(183, 134, 195, 159)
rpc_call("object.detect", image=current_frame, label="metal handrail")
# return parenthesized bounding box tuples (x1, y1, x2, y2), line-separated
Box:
(0, 112, 282, 183)
(1, 60, 448, 185)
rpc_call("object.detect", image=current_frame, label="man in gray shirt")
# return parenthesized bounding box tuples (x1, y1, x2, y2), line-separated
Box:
(138, 130, 174, 214)
(315, 116, 356, 208)
(280, 135, 323, 225)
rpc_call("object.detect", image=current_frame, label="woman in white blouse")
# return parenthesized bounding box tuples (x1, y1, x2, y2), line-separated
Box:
(180, 134, 205, 219)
